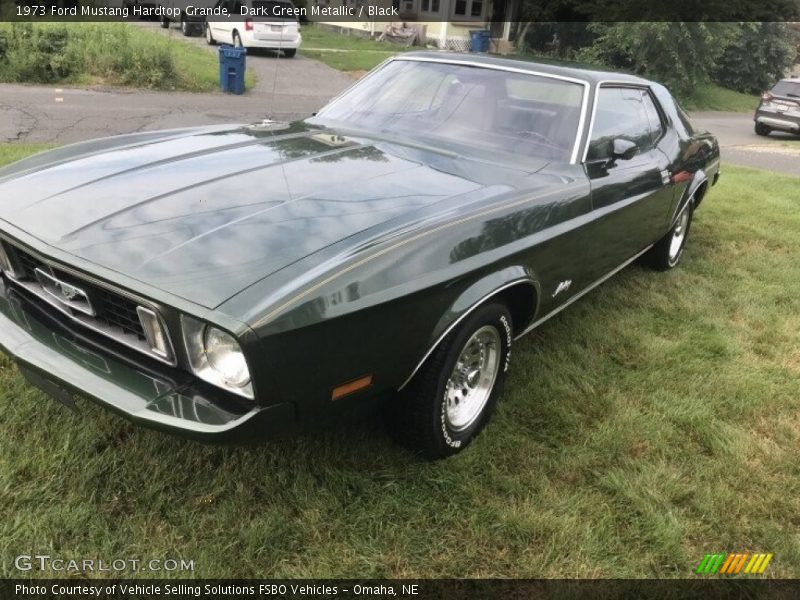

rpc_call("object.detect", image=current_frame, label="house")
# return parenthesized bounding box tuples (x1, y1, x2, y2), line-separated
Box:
(310, 0, 519, 53)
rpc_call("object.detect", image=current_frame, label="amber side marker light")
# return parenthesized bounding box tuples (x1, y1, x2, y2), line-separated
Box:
(332, 375, 373, 401)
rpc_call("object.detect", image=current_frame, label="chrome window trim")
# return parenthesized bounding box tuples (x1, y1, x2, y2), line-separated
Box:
(318, 55, 593, 165)
(0, 235, 177, 367)
(580, 80, 652, 164)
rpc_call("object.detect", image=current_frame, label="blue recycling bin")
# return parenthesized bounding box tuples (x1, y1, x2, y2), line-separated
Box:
(469, 30, 490, 53)
(218, 45, 247, 95)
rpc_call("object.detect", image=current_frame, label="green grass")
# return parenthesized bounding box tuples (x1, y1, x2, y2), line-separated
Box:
(299, 25, 410, 72)
(681, 83, 760, 112)
(0, 23, 255, 92)
(1, 144, 799, 578)
(0, 143, 55, 166)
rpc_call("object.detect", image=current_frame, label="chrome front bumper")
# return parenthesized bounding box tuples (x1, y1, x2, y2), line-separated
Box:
(0, 277, 294, 441)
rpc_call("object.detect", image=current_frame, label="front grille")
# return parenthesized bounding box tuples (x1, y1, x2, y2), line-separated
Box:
(92, 287, 146, 340)
(1, 239, 173, 364)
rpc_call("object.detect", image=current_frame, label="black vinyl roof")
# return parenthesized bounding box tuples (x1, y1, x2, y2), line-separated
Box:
(398, 51, 651, 86)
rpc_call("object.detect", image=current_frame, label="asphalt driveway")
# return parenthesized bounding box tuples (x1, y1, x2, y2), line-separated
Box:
(0, 28, 797, 177)
(0, 21, 353, 145)
(692, 111, 800, 176)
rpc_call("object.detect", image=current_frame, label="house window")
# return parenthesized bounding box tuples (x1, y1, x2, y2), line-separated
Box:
(420, 0, 440, 13)
(453, 0, 485, 18)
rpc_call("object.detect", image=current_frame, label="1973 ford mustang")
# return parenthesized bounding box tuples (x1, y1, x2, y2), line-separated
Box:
(0, 53, 719, 458)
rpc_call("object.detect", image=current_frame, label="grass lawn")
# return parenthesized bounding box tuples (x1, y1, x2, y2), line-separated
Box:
(681, 83, 760, 113)
(299, 25, 411, 72)
(0, 144, 798, 578)
(0, 23, 255, 92)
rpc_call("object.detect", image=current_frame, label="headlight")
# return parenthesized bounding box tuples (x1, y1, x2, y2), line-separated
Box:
(181, 316, 253, 399)
(204, 327, 250, 387)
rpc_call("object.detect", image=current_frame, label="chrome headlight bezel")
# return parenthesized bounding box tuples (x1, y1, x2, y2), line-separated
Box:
(181, 315, 254, 400)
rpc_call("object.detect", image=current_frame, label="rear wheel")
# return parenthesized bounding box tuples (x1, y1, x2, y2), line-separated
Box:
(159, 15, 169, 28)
(283, 48, 297, 58)
(205, 24, 216, 45)
(389, 303, 513, 459)
(755, 122, 771, 136)
(181, 19, 192, 36)
(644, 198, 694, 270)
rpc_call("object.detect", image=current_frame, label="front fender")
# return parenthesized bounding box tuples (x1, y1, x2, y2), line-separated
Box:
(398, 267, 538, 390)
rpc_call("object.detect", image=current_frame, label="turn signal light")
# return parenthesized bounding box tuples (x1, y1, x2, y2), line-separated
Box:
(332, 375, 373, 401)
(137, 306, 173, 361)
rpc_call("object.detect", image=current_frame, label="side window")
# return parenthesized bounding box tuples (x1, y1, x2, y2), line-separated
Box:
(587, 87, 654, 160)
(641, 91, 664, 144)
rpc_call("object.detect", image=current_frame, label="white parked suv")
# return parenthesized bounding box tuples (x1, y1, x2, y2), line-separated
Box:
(205, 0, 302, 57)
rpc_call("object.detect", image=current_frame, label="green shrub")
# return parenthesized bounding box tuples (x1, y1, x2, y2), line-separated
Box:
(0, 23, 81, 83)
(0, 23, 191, 90)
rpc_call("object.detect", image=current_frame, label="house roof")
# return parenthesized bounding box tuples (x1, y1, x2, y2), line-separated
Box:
(399, 51, 650, 85)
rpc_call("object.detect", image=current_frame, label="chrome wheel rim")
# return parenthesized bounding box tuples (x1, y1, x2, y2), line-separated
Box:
(444, 325, 501, 432)
(669, 205, 690, 262)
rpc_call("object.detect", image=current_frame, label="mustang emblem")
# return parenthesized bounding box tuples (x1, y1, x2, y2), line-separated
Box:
(34, 268, 96, 317)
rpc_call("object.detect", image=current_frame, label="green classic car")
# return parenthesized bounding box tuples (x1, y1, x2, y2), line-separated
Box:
(0, 53, 719, 458)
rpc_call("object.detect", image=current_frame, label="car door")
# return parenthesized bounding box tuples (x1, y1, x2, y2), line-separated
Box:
(582, 85, 673, 281)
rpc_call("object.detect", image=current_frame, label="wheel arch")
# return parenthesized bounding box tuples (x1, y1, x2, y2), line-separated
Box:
(397, 267, 539, 391)
(673, 170, 708, 222)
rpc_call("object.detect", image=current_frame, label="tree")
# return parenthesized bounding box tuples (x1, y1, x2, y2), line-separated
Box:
(575, 23, 739, 99)
(713, 23, 798, 93)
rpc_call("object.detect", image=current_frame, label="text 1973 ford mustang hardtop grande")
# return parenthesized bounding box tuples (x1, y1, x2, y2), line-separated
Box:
(0, 53, 719, 458)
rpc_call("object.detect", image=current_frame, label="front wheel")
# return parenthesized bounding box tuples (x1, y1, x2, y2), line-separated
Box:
(160, 15, 169, 28)
(644, 198, 694, 270)
(181, 20, 192, 36)
(755, 122, 771, 136)
(283, 48, 297, 58)
(389, 303, 513, 459)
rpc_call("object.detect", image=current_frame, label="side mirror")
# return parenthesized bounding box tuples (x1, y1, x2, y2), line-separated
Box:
(612, 138, 638, 161)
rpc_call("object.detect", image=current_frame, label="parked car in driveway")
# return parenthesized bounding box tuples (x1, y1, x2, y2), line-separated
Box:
(754, 77, 800, 136)
(0, 54, 719, 458)
(205, 0, 301, 56)
(156, 0, 217, 36)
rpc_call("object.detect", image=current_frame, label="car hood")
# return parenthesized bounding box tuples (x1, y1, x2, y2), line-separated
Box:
(0, 123, 541, 308)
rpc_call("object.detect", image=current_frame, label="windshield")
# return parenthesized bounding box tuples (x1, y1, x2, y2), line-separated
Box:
(771, 80, 800, 98)
(311, 60, 586, 163)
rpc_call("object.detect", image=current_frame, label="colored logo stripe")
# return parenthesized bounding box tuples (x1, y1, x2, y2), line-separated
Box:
(696, 553, 725, 574)
(696, 553, 773, 575)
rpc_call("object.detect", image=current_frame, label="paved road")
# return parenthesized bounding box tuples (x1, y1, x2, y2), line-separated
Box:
(0, 21, 353, 145)
(692, 111, 800, 176)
